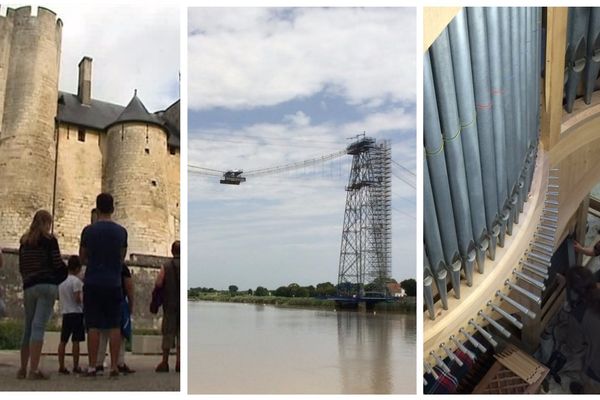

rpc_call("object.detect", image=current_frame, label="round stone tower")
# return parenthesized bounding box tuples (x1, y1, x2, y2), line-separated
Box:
(103, 92, 170, 256)
(0, 6, 62, 247)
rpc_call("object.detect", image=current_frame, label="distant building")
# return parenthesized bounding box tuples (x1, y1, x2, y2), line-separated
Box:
(386, 282, 406, 298)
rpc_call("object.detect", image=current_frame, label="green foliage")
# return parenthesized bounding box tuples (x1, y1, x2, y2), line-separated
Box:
(188, 287, 216, 298)
(315, 282, 337, 296)
(274, 286, 290, 297)
(373, 297, 416, 312)
(400, 279, 416, 297)
(228, 285, 239, 294)
(254, 286, 269, 296)
(189, 292, 336, 308)
(0, 319, 23, 350)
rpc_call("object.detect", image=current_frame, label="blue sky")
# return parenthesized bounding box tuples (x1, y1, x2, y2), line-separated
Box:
(188, 7, 416, 290)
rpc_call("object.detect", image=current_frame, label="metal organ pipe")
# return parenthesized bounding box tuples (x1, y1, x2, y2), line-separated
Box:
(485, 8, 511, 244)
(430, 28, 477, 287)
(499, 8, 517, 202)
(467, 7, 501, 260)
(424, 7, 546, 363)
(565, 8, 590, 113)
(424, 52, 462, 297)
(584, 9, 600, 104)
(448, 9, 489, 275)
(424, 160, 450, 293)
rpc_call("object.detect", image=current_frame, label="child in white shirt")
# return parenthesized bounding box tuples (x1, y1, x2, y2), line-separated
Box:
(58, 256, 84, 374)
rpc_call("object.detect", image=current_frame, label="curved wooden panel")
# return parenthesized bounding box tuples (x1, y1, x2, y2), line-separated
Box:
(424, 152, 549, 364)
(553, 92, 600, 243)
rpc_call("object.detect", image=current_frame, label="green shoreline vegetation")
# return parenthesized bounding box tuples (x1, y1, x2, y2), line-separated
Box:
(188, 278, 417, 314)
(189, 292, 416, 313)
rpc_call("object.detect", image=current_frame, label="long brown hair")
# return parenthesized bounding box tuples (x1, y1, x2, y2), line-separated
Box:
(20, 210, 52, 246)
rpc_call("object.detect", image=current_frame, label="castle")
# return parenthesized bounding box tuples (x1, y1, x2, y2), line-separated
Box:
(0, 6, 180, 257)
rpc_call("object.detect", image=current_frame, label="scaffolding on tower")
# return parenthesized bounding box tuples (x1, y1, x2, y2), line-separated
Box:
(337, 135, 392, 298)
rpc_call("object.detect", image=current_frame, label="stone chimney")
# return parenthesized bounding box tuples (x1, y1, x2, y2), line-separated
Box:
(77, 56, 92, 105)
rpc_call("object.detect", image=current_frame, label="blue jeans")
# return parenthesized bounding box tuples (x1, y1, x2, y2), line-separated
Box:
(22, 284, 57, 344)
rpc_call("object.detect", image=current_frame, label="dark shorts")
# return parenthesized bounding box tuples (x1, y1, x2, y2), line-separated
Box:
(60, 313, 85, 343)
(83, 285, 122, 330)
(161, 311, 180, 350)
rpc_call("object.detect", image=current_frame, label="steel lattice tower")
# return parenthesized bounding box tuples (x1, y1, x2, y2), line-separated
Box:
(337, 136, 392, 297)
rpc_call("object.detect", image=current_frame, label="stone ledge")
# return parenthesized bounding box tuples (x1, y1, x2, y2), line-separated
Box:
(41, 331, 172, 355)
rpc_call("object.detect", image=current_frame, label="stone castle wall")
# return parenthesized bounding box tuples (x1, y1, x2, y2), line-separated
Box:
(0, 6, 62, 249)
(0, 248, 166, 330)
(104, 122, 172, 256)
(53, 123, 104, 254)
(167, 148, 180, 246)
(0, 8, 14, 130)
(0, 6, 179, 257)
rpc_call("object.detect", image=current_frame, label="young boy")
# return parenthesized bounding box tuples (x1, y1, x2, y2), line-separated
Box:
(58, 255, 85, 374)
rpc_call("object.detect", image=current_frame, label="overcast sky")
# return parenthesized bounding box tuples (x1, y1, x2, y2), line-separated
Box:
(3, 4, 180, 112)
(188, 8, 416, 291)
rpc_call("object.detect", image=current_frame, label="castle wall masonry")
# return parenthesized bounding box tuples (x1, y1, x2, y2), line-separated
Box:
(0, 6, 61, 247)
(0, 6, 179, 257)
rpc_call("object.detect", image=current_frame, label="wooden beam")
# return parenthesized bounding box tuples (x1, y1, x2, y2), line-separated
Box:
(423, 7, 462, 52)
(552, 93, 600, 244)
(541, 8, 568, 151)
(589, 195, 600, 212)
(589, 208, 600, 219)
(575, 196, 590, 266)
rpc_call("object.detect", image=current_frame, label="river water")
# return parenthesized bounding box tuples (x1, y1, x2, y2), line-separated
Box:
(188, 301, 416, 394)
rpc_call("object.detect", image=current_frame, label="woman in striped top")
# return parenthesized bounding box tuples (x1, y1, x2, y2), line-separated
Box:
(17, 210, 66, 380)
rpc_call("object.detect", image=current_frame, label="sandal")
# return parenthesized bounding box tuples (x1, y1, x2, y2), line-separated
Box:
(82, 369, 97, 377)
(28, 370, 50, 380)
(72, 366, 83, 374)
(16, 368, 26, 379)
(155, 361, 169, 372)
(118, 364, 136, 374)
(58, 368, 70, 375)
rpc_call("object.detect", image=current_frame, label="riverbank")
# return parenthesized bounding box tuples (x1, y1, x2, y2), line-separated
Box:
(188, 293, 416, 313)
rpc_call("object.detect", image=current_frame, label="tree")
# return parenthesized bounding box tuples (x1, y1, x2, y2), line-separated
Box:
(316, 282, 337, 297)
(400, 279, 416, 297)
(287, 283, 300, 297)
(296, 287, 310, 298)
(274, 286, 291, 297)
(247, 289, 253, 295)
(228, 285, 239, 295)
(255, 286, 269, 296)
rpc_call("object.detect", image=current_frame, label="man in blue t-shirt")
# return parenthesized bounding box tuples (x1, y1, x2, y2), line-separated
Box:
(79, 193, 128, 378)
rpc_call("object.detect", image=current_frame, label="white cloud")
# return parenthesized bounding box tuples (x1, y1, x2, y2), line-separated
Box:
(18, 4, 181, 111)
(188, 7, 415, 110)
(283, 111, 311, 126)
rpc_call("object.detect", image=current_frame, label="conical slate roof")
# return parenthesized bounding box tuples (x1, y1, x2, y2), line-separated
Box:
(107, 90, 163, 129)
(57, 90, 179, 148)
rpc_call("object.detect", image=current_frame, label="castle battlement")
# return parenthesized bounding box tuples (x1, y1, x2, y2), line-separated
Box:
(2, 6, 62, 31)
